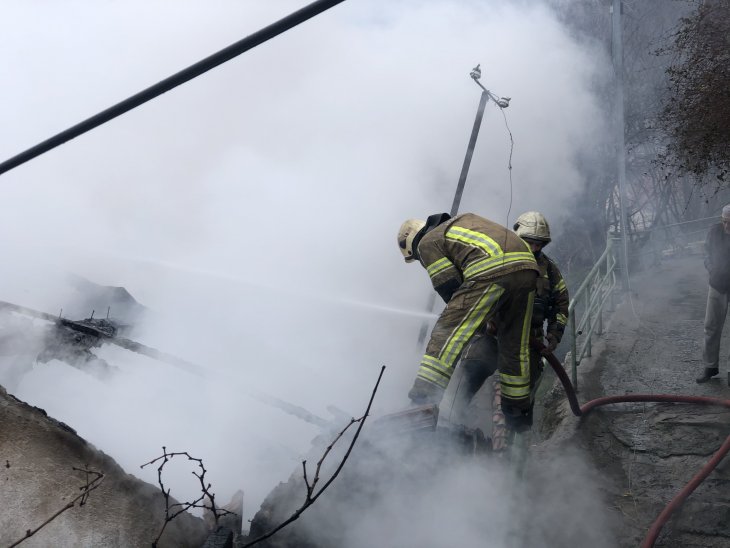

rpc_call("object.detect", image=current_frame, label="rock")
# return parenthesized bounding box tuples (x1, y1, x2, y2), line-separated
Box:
(0, 384, 208, 547)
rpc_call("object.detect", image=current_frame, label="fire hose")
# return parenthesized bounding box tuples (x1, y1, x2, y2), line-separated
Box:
(536, 340, 730, 548)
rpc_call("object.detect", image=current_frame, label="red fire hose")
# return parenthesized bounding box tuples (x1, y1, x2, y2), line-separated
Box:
(538, 343, 730, 547)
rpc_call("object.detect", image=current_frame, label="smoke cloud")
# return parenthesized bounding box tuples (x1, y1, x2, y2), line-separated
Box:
(0, 0, 610, 537)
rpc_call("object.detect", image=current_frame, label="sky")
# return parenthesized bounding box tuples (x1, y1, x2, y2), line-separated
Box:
(0, 0, 611, 539)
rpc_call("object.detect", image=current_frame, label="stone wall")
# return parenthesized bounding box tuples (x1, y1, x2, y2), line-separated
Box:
(0, 384, 208, 547)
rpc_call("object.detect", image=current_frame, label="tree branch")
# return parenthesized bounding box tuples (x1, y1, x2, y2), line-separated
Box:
(8, 466, 104, 547)
(141, 448, 236, 547)
(241, 365, 385, 548)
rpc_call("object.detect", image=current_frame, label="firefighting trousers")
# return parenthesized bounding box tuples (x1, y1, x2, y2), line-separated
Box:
(702, 285, 730, 369)
(458, 326, 545, 405)
(416, 269, 537, 411)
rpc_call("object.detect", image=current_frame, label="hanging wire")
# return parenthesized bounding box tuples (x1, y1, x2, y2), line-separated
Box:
(469, 66, 515, 250)
(497, 104, 515, 231)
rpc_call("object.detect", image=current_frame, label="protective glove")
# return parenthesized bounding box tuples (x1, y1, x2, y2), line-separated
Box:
(408, 377, 445, 406)
(542, 333, 559, 355)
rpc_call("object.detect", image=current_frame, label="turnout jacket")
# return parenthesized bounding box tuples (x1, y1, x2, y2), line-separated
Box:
(704, 222, 730, 294)
(416, 213, 538, 302)
(534, 253, 570, 341)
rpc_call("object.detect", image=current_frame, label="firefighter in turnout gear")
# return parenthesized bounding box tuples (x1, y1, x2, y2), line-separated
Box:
(398, 212, 539, 422)
(456, 211, 570, 429)
(513, 211, 569, 357)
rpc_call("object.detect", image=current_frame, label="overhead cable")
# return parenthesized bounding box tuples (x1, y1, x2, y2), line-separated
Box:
(0, 0, 348, 176)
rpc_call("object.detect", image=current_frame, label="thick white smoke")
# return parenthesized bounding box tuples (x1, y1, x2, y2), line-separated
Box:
(0, 0, 610, 537)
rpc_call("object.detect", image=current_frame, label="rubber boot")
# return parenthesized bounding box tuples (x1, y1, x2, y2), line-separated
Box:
(696, 367, 719, 384)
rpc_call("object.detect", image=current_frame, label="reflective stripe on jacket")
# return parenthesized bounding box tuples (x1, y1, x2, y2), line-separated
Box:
(416, 213, 538, 295)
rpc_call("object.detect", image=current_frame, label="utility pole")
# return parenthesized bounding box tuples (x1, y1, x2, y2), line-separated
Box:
(417, 65, 511, 345)
(612, 0, 631, 291)
(451, 64, 511, 217)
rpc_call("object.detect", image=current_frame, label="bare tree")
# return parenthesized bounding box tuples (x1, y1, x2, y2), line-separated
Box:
(659, 0, 730, 186)
(140, 449, 236, 547)
(140, 366, 385, 548)
(547, 0, 698, 272)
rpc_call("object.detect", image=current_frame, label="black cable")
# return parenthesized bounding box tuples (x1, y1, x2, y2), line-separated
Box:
(0, 0, 348, 177)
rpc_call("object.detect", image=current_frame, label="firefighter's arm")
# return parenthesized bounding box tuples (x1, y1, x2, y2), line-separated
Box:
(419, 240, 463, 303)
(547, 262, 569, 343)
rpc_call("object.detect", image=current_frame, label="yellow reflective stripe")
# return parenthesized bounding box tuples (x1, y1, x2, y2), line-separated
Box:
(500, 290, 534, 388)
(421, 355, 450, 376)
(426, 257, 455, 278)
(419, 356, 452, 388)
(500, 378, 531, 398)
(445, 226, 503, 256)
(417, 369, 450, 389)
(520, 291, 534, 378)
(439, 284, 504, 366)
(556, 313, 568, 325)
(463, 252, 536, 279)
(556, 279, 567, 292)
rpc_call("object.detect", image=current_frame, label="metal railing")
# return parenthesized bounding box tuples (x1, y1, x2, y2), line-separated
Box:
(567, 236, 619, 390)
(565, 217, 717, 390)
(635, 216, 716, 267)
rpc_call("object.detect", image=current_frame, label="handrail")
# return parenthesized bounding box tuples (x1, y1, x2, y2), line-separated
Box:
(635, 215, 718, 233)
(636, 217, 716, 264)
(566, 217, 715, 389)
(566, 236, 619, 389)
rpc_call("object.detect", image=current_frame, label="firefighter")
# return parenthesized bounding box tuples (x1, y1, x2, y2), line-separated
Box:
(456, 211, 570, 428)
(397, 212, 539, 428)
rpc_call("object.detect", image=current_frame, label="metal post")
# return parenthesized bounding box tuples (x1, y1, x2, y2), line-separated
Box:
(586, 284, 593, 358)
(570, 313, 578, 390)
(612, 0, 631, 291)
(451, 90, 489, 216)
(418, 87, 487, 345)
(607, 236, 617, 311)
(597, 285, 603, 336)
(417, 66, 509, 346)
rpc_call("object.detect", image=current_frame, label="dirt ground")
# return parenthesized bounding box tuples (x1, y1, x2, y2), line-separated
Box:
(536, 253, 730, 547)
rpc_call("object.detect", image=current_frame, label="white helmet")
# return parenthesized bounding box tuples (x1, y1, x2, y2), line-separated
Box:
(397, 219, 426, 263)
(513, 211, 551, 243)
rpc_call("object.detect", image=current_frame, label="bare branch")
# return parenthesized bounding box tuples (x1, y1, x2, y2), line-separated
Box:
(241, 365, 385, 548)
(141, 447, 236, 547)
(8, 466, 104, 548)
(312, 418, 360, 489)
(302, 460, 311, 495)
